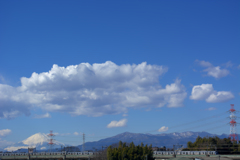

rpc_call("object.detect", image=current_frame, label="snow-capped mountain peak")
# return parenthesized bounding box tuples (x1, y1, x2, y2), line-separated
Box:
(4, 133, 65, 152)
(22, 133, 49, 146)
(172, 132, 194, 137)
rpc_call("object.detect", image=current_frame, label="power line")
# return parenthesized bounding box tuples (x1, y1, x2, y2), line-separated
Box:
(49, 109, 235, 146)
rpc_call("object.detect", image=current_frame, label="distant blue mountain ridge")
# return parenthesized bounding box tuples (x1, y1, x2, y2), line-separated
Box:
(77, 131, 230, 151)
(4, 131, 232, 152)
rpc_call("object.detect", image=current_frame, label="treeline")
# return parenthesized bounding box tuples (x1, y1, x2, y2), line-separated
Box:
(183, 136, 240, 154)
(106, 141, 154, 160)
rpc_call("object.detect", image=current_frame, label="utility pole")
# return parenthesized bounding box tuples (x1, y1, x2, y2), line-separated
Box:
(82, 133, 85, 152)
(207, 135, 209, 152)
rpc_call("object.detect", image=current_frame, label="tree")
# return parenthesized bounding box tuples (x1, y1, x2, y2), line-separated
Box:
(185, 136, 240, 154)
(107, 141, 154, 160)
(187, 141, 193, 148)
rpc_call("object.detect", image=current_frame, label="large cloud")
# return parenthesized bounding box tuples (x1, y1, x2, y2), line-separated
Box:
(190, 84, 234, 103)
(158, 126, 168, 132)
(196, 60, 230, 78)
(0, 61, 187, 119)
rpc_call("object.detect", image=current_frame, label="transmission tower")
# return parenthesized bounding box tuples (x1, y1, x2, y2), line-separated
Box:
(48, 130, 55, 152)
(82, 133, 85, 152)
(229, 104, 238, 143)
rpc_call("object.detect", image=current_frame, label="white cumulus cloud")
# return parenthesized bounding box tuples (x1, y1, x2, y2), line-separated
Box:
(206, 91, 235, 103)
(73, 132, 79, 136)
(0, 61, 187, 119)
(34, 113, 51, 119)
(158, 126, 168, 132)
(196, 60, 230, 78)
(190, 84, 234, 103)
(0, 129, 11, 136)
(107, 119, 127, 128)
(190, 84, 214, 100)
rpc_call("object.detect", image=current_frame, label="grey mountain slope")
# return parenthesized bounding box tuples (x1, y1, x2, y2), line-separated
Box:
(78, 131, 230, 151)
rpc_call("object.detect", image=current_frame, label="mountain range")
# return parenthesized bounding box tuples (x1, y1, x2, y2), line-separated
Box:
(2, 131, 230, 152)
(79, 131, 229, 151)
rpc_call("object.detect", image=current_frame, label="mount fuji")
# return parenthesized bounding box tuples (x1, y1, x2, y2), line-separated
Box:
(4, 133, 65, 152)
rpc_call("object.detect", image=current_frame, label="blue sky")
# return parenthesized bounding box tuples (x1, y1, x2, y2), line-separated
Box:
(0, 0, 239, 149)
